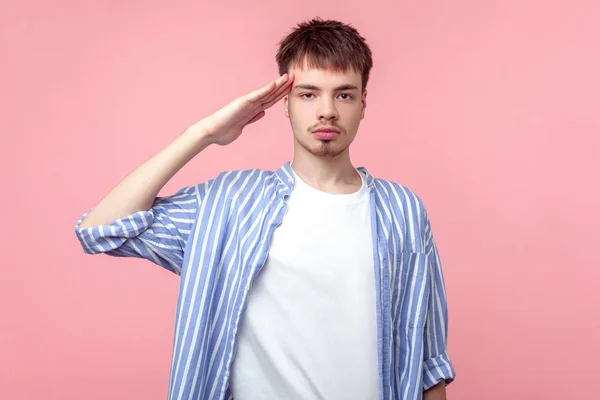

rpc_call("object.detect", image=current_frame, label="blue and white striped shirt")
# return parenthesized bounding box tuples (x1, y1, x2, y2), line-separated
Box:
(75, 161, 456, 400)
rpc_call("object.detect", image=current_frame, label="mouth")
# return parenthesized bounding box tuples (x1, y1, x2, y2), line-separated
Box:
(312, 127, 341, 140)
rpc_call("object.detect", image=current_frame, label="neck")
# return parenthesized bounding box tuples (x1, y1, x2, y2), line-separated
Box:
(291, 147, 362, 194)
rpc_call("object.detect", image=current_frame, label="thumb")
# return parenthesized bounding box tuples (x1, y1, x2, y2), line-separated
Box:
(246, 110, 266, 125)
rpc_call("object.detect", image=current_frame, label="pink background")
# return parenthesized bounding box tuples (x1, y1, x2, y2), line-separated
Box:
(1, 1, 599, 399)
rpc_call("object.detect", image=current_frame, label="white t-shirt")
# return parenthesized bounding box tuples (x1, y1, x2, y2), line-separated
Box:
(230, 168, 379, 400)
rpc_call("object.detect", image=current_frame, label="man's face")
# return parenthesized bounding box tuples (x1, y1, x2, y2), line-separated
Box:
(283, 63, 367, 158)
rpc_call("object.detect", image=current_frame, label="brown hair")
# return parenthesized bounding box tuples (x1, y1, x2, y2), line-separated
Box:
(275, 17, 373, 92)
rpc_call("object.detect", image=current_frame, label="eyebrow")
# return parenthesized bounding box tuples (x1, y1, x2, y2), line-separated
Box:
(293, 84, 360, 91)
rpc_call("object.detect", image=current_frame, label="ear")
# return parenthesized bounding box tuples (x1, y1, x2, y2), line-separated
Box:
(360, 90, 368, 120)
(283, 95, 290, 118)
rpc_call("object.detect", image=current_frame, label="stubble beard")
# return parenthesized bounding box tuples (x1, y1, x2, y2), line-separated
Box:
(299, 136, 349, 158)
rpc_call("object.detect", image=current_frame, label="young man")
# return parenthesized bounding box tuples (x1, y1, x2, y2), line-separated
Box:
(75, 17, 456, 400)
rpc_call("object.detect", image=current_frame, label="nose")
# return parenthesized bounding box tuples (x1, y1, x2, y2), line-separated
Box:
(316, 96, 339, 121)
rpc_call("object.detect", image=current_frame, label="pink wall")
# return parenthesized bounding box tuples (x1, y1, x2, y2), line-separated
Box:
(1, 1, 599, 399)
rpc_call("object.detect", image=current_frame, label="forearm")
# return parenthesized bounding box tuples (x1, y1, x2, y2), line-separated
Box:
(78, 73, 293, 228)
(423, 381, 446, 400)
(79, 125, 213, 228)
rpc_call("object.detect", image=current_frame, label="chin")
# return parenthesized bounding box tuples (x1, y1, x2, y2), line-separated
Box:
(293, 132, 351, 158)
(307, 141, 349, 158)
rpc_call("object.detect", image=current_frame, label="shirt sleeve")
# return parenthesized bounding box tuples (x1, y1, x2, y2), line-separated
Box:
(422, 210, 457, 390)
(74, 182, 212, 275)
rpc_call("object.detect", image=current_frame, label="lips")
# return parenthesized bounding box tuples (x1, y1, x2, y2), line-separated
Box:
(312, 127, 341, 140)
(313, 127, 340, 133)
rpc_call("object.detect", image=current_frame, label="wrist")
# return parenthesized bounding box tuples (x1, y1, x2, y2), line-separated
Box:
(181, 122, 215, 149)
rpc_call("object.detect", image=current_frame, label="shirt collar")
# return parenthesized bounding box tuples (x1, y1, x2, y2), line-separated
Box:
(274, 161, 375, 197)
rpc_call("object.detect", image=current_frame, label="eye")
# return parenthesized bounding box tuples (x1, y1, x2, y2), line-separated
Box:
(300, 93, 314, 99)
(339, 93, 354, 100)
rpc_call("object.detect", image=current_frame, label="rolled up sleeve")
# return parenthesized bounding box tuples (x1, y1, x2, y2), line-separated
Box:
(422, 211, 456, 390)
(74, 183, 209, 275)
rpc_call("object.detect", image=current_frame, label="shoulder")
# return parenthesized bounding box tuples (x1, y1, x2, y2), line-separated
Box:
(372, 177, 427, 218)
(210, 167, 276, 191)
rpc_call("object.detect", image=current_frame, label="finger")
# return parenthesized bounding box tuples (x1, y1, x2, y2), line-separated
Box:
(262, 75, 294, 105)
(248, 74, 289, 103)
(262, 73, 294, 108)
(262, 82, 293, 109)
(259, 74, 290, 101)
(247, 81, 276, 103)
